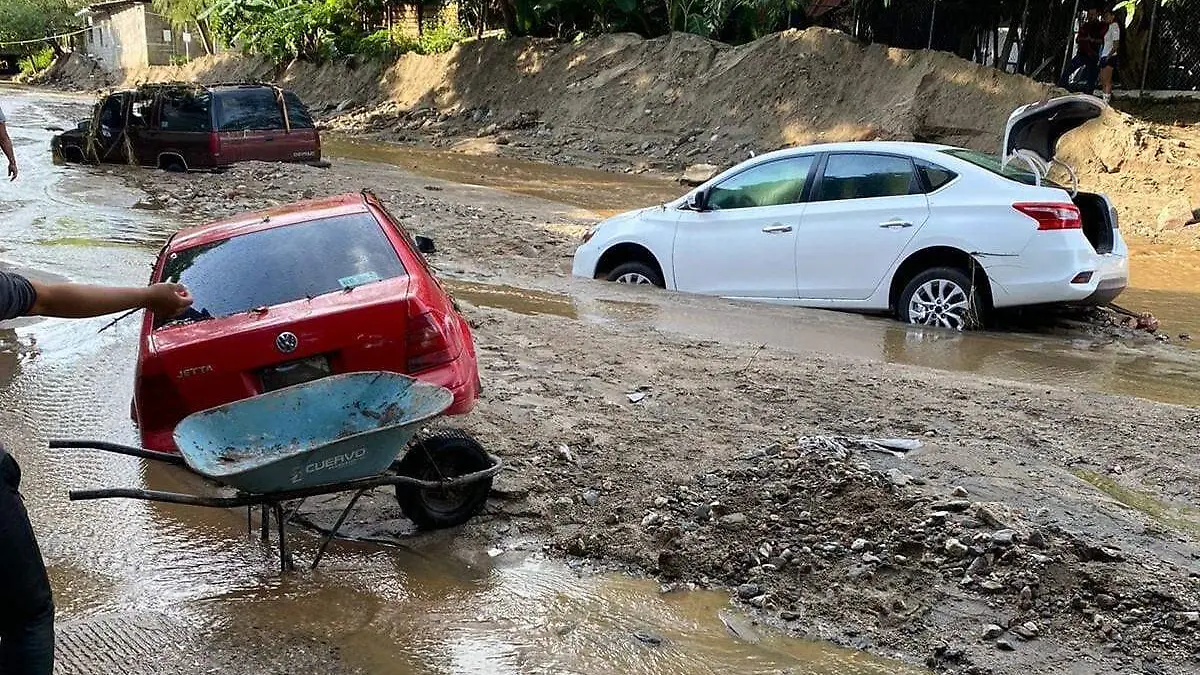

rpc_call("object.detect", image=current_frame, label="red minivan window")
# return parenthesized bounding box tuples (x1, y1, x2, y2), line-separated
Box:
(156, 213, 407, 328)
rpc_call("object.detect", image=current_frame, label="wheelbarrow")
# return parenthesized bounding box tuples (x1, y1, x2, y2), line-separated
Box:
(52, 371, 502, 571)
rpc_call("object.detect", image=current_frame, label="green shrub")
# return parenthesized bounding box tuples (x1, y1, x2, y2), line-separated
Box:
(357, 28, 421, 59)
(417, 22, 469, 55)
(19, 47, 54, 75)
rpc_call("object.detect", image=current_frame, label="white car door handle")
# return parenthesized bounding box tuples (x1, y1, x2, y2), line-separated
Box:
(879, 219, 914, 229)
(762, 224, 793, 233)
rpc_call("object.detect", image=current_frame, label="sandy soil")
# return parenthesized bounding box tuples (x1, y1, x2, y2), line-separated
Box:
(117, 157, 1200, 675)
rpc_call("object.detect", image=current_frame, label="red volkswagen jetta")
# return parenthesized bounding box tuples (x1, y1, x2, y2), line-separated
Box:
(133, 192, 481, 453)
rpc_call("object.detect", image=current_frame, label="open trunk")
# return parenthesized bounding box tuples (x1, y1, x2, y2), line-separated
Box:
(1073, 191, 1117, 254)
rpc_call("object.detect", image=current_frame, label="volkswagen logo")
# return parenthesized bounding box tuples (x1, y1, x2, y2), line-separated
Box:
(275, 331, 299, 354)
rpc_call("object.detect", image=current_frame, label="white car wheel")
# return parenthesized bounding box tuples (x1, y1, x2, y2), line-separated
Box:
(899, 267, 985, 331)
(605, 261, 664, 288)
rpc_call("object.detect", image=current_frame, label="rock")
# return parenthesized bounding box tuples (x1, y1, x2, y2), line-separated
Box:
(653, 496, 670, 507)
(978, 580, 1005, 593)
(737, 583, 762, 600)
(851, 538, 870, 552)
(934, 500, 972, 512)
(967, 555, 991, 576)
(693, 503, 712, 521)
(1022, 621, 1040, 637)
(886, 468, 910, 487)
(748, 594, 768, 608)
(678, 163, 720, 186)
(952, 486, 969, 497)
(1019, 585, 1034, 610)
(991, 529, 1017, 546)
(945, 538, 969, 558)
(582, 490, 600, 507)
(632, 630, 663, 646)
(626, 392, 647, 404)
(995, 638, 1016, 651)
(780, 610, 801, 621)
(1027, 529, 1047, 549)
(334, 98, 355, 113)
(1157, 197, 1198, 230)
(641, 512, 663, 528)
(719, 513, 748, 529)
(975, 504, 1010, 529)
(982, 624, 1005, 640)
(1096, 593, 1117, 609)
(862, 553, 881, 564)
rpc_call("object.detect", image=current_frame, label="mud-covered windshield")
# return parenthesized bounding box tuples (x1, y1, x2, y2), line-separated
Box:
(156, 213, 406, 328)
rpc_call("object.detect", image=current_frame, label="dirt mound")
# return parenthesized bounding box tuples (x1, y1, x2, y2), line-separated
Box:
(34, 52, 112, 89)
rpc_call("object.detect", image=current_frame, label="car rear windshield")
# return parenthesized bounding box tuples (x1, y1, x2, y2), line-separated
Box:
(213, 87, 284, 132)
(157, 213, 406, 327)
(941, 148, 1041, 186)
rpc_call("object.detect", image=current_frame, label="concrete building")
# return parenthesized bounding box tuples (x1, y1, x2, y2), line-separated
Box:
(75, 0, 207, 72)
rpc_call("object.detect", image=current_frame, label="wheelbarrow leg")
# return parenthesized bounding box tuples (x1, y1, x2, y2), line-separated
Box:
(260, 504, 270, 543)
(311, 488, 368, 570)
(273, 502, 293, 573)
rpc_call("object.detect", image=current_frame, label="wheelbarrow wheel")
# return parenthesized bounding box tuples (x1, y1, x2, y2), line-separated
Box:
(394, 429, 492, 530)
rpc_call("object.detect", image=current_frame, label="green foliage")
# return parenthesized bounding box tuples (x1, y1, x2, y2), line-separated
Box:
(0, 0, 81, 53)
(418, 21, 469, 54)
(19, 46, 54, 74)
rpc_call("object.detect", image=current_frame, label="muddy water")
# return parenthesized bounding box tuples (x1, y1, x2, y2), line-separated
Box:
(325, 135, 680, 215)
(1, 89, 914, 673)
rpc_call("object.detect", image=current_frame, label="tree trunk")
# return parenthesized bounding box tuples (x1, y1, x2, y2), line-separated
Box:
(45, 38, 65, 57)
(196, 19, 215, 55)
(1119, 1, 1155, 90)
(498, 0, 519, 36)
(997, 16, 1020, 71)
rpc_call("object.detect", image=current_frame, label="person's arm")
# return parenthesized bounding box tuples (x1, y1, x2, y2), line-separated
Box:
(28, 280, 192, 319)
(0, 120, 15, 181)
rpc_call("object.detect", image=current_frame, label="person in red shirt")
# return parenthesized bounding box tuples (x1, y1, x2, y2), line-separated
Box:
(1060, 7, 1106, 94)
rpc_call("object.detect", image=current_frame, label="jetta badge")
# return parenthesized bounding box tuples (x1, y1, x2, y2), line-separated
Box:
(275, 331, 298, 354)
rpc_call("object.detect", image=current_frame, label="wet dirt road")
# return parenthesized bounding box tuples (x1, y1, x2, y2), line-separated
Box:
(0, 90, 921, 673)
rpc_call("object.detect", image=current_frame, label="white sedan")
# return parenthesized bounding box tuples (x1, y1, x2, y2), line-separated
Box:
(572, 95, 1127, 330)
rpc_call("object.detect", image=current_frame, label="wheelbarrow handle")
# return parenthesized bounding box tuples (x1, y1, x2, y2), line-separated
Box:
(69, 487, 255, 507)
(49, 440, 185, 466)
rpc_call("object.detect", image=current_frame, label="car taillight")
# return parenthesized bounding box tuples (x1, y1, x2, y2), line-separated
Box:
(1014, 202, 1082, 230)
(136, 373, 187, 431)
(407, 304, 457, 372)
(208, 132, 221, 157)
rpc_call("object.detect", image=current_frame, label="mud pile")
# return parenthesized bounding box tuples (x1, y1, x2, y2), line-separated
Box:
(553, 436, 1200, 672)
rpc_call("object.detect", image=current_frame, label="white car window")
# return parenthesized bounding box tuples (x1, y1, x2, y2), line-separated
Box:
(707, 156, 814, 210)
(816, 154, 918, 201)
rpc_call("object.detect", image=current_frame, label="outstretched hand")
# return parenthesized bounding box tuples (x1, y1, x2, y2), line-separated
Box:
(145, 283, 193, 318)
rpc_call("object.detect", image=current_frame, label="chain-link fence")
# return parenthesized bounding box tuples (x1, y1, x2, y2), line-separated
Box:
(813, 0, 1200, 93)
(1144, 0, 1200, 90)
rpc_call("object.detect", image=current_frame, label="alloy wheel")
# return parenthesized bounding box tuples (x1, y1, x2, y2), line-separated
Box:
(907, 278, 971, 330)
(615, 272, 654, 285)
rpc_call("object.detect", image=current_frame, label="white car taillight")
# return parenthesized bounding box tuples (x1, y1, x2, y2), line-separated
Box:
(1013, 202, 1082, 230)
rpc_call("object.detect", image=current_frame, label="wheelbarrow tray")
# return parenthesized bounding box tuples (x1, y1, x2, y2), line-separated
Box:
(173, 371, 453, 494)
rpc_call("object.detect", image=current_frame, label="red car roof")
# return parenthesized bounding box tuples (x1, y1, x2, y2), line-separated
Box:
(170, 193, 370, 250)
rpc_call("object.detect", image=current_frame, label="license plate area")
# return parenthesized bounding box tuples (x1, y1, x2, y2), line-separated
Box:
(260, 355, 331, 392)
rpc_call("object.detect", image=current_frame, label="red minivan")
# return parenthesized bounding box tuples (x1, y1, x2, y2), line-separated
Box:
(52, 83, 323, 171)
(132, 192, 481, 453)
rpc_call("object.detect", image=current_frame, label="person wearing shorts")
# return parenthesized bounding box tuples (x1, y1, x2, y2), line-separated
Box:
(1099, 8, 1121, 103)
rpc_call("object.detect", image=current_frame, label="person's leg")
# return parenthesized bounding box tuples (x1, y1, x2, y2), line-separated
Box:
(1085, 58, 1101, 95)
(0, 450, 56, 675)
